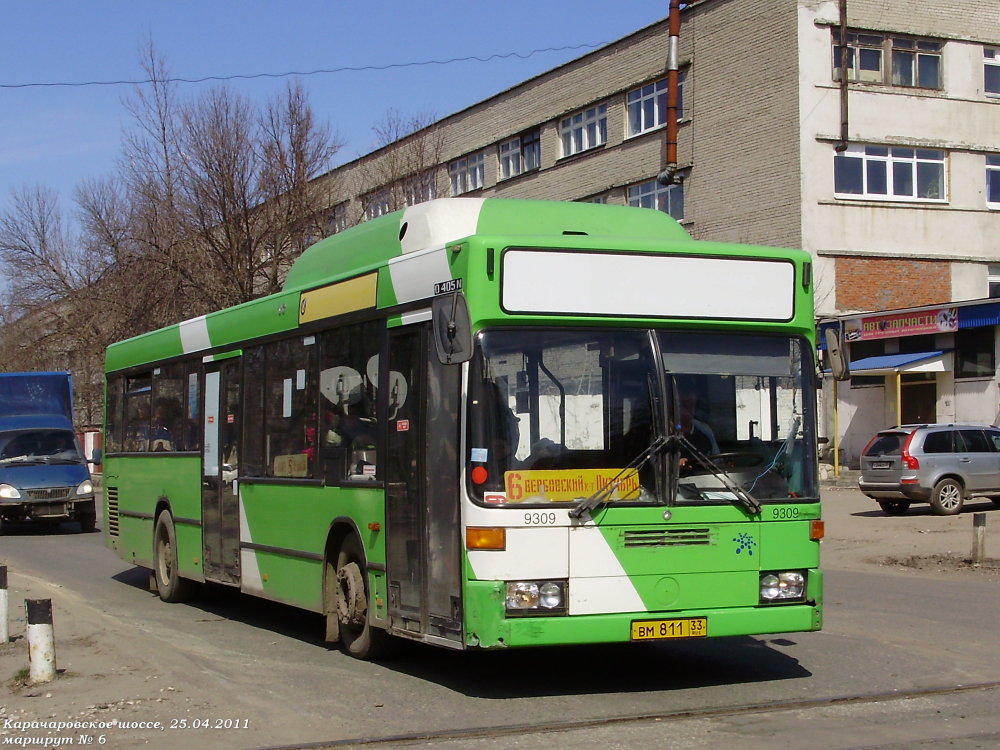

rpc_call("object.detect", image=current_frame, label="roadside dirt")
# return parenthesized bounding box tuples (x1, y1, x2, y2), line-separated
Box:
(820, 485, 1000, 582)
(1, 485, 998, 749)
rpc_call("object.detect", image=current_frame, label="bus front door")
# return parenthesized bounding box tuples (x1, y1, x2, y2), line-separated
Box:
(202, 359, 241, 585)
(384, 324, 463, 645)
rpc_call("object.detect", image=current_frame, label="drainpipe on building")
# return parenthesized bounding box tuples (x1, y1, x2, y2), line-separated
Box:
(657, 0, 683, 185)
(836, 0, 849, 152)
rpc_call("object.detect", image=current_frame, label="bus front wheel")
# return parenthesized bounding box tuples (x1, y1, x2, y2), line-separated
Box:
(153, 512, 195, 603)
(335, 536, 393, 660)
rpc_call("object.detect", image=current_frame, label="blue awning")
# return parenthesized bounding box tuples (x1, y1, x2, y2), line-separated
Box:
(849, 351, 950, 375)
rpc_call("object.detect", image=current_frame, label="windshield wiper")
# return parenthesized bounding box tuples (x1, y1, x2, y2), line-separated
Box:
(569, 435, 668, 519)
(674, 434, 761, 516)
(0, 455, 42, 466)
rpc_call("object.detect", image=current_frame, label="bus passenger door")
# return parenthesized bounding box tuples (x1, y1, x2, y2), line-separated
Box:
(384, 323, 463, 645)
(202, 359, 241, 585)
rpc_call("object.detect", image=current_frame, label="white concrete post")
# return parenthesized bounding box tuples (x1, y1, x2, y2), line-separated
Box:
(972, 513, 987, 567)
(26, 598, 56, 683)
(0, 566, 8, 644)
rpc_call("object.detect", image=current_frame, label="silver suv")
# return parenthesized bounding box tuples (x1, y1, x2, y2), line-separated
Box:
(858, 423, 1000, 516)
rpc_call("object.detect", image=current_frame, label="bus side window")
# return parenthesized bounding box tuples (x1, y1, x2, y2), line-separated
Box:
(123, 375, 152, 452)
(319, 320, 381, 483)
(264, 337, 317, 479)
(105, 376, 123, 454)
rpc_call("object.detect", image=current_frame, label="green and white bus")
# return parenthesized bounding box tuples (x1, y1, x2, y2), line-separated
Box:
(102, 198, 832, 659)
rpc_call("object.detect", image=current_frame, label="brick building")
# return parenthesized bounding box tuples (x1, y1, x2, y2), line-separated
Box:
(312, 0, 1000, 464)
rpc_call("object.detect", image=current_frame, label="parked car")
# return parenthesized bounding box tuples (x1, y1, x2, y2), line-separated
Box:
(858, 423, 1000, 516)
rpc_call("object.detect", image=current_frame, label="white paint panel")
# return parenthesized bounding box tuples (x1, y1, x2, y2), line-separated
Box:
(388, 246, 451, 304)
(502, 250, 795, 321)
(466, 527, 568, 580)
(400, 308, 433, 326)
(569, 524, 645, 614)
(179, 315, 211, 354)
(399, 198, 485, 254)
(238, 495, 264, 595)
(569, 576, 646, 616)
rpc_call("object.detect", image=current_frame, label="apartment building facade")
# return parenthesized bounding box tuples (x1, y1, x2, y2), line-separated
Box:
(313, 0, 1000, 464)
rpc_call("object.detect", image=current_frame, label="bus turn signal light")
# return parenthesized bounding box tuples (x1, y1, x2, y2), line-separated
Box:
(810, 520, 825, 541)
(466, 527, 506, 550)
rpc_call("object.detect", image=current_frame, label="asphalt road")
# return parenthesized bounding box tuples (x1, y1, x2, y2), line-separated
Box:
(1, 486, 999, 749)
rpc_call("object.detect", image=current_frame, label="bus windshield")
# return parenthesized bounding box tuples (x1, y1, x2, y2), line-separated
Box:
(661, 331, 816, 505)
(467, 329, 816, 508)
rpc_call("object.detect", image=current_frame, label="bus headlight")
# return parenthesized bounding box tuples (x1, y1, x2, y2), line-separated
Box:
(0, 483, 21, 500)
(759, 571, 806, 603)
(505, 580, 567, 615)
(75, 480, 94, 496)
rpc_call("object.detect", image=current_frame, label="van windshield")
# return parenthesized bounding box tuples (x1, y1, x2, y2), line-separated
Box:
(0, 430, 84, 465)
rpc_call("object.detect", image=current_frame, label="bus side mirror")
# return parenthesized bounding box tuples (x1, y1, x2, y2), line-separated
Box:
(824, 328, 850, 381)
(432, 292, 473, 365)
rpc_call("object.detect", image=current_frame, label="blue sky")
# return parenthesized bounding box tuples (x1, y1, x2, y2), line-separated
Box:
(1, 1, 667, 213)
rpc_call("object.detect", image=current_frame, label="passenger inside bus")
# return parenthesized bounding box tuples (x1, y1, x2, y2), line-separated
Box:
(677, 392, 720, 473)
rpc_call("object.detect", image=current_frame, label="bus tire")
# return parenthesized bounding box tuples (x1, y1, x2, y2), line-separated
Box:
(153, 512, 195, 603)
(335, 535, 393, 660)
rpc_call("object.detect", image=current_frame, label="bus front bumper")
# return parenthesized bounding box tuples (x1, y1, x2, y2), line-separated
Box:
(464, 576, 823, 649)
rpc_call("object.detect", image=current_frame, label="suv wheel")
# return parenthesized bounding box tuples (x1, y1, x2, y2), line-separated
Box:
(877, 500, 910, 516)
(930, 478, 964, 516)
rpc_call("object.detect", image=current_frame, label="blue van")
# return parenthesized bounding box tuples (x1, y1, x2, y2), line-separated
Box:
(0, 372, 98, 533)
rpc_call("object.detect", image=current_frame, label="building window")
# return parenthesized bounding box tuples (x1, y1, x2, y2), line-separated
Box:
(833, 30, 941, 89)
(499, 129, 541, 180)
(449, 153, 484, 195)
(626, 74, 685, 138)
(988, 156, 1000, 208)
(989, 265, 1000, 298)
(326, 202, 348, 236)
(363, 188, 393, 220)
(628, 179, 684, 221)
(955, 327, 995, 379)
(834, 145, 945, 202)
(985, 48, 1000, 96)
(405, 170, 436, 206)
(560, 104, 607, 157)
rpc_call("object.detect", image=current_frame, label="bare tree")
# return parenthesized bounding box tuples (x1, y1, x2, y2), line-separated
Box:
(0, 42, 341, 422)
(78, 43, 342, 321)
(353, 109, 445, 224)
(0, 185, 110, 422)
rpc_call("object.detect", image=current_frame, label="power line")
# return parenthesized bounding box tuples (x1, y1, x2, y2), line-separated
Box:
(0, 43, 606, 90)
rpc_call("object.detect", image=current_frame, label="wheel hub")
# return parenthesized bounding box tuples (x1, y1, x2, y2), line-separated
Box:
(336, 562, 367, 626)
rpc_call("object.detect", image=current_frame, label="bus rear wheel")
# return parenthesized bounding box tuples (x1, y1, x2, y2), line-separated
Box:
(153, 512, 195, 603)
(335, 536, 393, 660)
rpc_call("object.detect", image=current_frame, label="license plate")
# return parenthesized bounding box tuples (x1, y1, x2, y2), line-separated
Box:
(33, 502, 68, 517)
(870, 461, 892, 469)
(630, 617, 707, 641)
